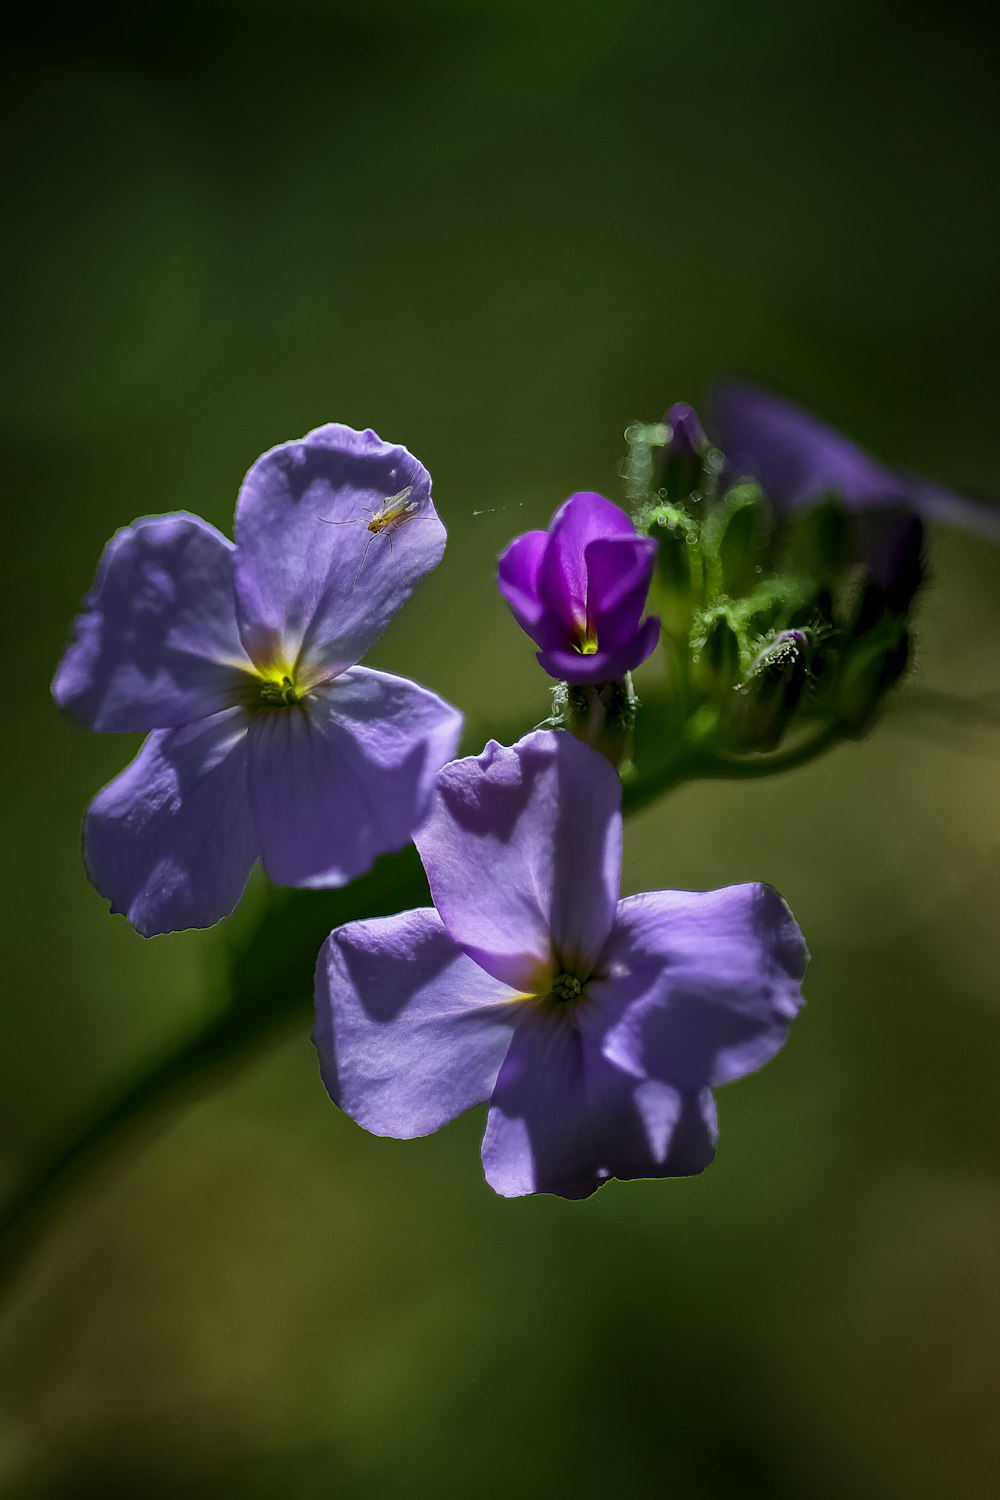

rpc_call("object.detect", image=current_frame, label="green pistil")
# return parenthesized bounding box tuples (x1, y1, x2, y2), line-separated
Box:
(258, 674, 301, 708)
(552, 972, 583, 1003)
(574, 625, 599, 656)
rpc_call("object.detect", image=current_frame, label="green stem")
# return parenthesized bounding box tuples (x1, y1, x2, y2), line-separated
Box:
(0, 849, 426, 1289)
(622, 724, 843, 815)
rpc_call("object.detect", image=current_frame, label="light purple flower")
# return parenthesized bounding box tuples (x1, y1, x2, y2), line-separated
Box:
(712, 382, 1000, 540)
(53, 425, 463, 936)
(497, 492, 660, 685)
(314, 729, 806, 1200)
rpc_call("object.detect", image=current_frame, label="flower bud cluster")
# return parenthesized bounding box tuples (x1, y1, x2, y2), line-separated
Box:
(630, 405, 925, 760)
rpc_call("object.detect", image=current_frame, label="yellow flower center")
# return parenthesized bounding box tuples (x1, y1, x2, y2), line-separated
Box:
(258, 673, 301, 707)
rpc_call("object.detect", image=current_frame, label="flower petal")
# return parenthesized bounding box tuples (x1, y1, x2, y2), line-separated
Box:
(53, 514, 253, 732)
(314, 908, 520, 1137)
(536, 615, 660, 685)
(481, 1008, 717, 1199)
(248, 666, 462, 889)
(712, 383, 1000, 538)
(414, 729, 622, 989)
(83, 708, 257, 936)
(538, 491, 638, 628)
(497, 530, 546, 628)
(712, 383, 899, 512)
(598, 885, 807, 1090)
(233, 424, 446, 678)
(584, 534, 658, 644)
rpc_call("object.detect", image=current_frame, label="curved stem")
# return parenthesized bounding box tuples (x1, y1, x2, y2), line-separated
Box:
(0, 848, 426, 1290)
(702, 724, 845, 779)
(622, 724, 843, 815)
(0, 988, 311, 1287)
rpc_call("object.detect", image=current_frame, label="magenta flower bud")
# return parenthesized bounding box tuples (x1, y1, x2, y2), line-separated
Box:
(654, 402, 710, 503)
(497, 492, 661, 686)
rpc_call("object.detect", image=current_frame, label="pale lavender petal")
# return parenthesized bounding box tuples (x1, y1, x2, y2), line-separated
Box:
(414, 730, 622, 990)
(713, 383, 1000, 537)
(904, 475, 1000, 541)
(712, 384, 897, 511)
(83, 708, 257, 936)
(53, 514, 253, 732)
(233, 424, 446, 678)
(248, 667, 462, 889)
(315, 908, 520, 1137)
(481, 1008, 717, 1199)
(538, 491, 638, 628)
(598, 885, 807, 1090)
(536, 615, 660, 685)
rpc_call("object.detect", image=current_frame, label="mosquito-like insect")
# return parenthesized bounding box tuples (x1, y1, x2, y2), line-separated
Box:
(317, 484, 434, 588)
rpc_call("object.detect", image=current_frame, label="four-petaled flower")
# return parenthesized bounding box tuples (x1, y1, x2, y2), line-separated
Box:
(53, 425, 462, 936)
(314, 729, 807, 1199)
(497, 492, 660, 685)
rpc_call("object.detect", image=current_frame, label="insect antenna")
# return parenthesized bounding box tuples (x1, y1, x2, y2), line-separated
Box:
(316, 507, 377, 526)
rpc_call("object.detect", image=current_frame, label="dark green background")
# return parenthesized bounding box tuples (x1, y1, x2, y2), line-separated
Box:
(3, 3, 999, 1496)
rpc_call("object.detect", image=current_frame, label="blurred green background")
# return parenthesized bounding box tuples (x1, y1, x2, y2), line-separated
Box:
(3, 1, 1000, 1495)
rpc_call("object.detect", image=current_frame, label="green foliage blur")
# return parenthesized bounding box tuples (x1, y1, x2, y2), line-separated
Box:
(3, 2, 999, 1496)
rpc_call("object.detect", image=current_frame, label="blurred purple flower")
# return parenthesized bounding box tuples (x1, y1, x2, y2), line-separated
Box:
(497, 492, 660, 685)
(314, 729, 806, 1200)
(711, 382, 1000, 540)
(53, 425, 462, 936)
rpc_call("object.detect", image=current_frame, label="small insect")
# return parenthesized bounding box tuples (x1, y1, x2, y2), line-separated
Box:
(318, 484, 433, 587)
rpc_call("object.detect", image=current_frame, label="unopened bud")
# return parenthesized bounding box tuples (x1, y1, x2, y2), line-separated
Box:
(693, 610, 742, 697)
(645, 503, 702, 637)
(730, 628, 809, 751)
(656, 402, 709, 503)
(786, 496, 851, 585)
(622, 421, 670, 507)
(707, 483, 771, 599)
(835, 624, 910, 735)
(881, 515, 925, 614)
(558, 677, 639, 767)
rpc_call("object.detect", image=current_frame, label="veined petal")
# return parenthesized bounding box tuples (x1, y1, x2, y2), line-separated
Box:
(598, 885, 807, 1091)
(538, 491, 638, 628)
(233, 424, 446, 678)
(315, 908, 520, 1138)
(83, 708, 257, 936)
(414, 730, 622, 990)
(481, 1008, 717, 1199)
(248, 667, 462, 889)
(53, 514, 253, 732)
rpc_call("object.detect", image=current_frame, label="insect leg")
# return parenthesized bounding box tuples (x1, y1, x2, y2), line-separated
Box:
(353, 532, 376, 590)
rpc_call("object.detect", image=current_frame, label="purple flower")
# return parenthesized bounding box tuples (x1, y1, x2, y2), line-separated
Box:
(711, 382, 1000, 540)
(497, 492, 660, 685)
(314, 729, 806, 1199)
(53, 425, 463, 936)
